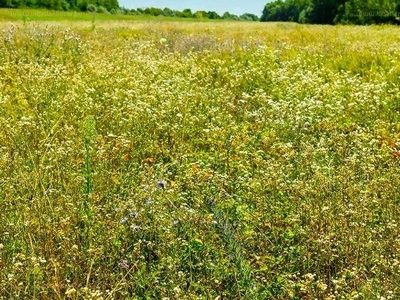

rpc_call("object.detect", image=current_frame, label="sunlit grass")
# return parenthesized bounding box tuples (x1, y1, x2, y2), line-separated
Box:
(0, 19, 400, 299)
(0, 8, 230, 22)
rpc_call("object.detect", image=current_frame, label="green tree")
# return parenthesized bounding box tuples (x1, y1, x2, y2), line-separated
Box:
(182, 8, 193, 18)
(66, 0, 77, 9)
(240, 13, 260, 21)
(287, 0, 311, 22)
(259, 0, 400, 24)
(173, 10, 183, 17)
(76, 0, 89, 11)
(261, 0, 311, 22)
(261, 0, 290, 21)
(144, 7, 163, 16)
(335, 0, 399, 24)
(207, 11, 221, 19)
(24, 0, 38, 7)
(222, 11, 239, 20)
(194, 10, 208, 18)
(162, 7, 174, 17)
(0, 0, 16, 7)
(307, 0, 346, 24)
(101, 0, 118, 11)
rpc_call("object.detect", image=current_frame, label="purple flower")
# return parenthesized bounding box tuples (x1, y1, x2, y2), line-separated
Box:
(157, 180, 167, 189)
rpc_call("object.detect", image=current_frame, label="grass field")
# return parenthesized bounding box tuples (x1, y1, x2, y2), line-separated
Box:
(0, 8, 134, 21)
(0, 8, 220, 22)
(1, 13, 400, 299)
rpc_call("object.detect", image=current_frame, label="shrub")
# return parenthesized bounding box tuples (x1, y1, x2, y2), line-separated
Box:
(97, 6, 108, 14)
(87, 4, 97, 13)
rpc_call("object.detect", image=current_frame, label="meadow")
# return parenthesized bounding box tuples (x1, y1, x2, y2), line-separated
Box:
(0, 14, 400, 299)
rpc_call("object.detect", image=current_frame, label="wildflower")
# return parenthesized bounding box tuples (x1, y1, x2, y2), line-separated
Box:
(129, 211, 139, 218)
(145, 197, 153, 204)
(119, 259, 129, 269)
(157, 180, 167, 189)
(120, 217, 128, 225)
(65, 288, 77, 298)
(131, 225, 141, 232)
(317, 281, 327, 291)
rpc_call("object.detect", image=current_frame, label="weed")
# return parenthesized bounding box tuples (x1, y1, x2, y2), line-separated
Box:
(0, 19, 400, 299)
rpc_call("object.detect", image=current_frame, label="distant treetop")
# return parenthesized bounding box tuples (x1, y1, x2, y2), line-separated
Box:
(260, 0, 400, 25)
(0, 0, 119, 12)
(122, 7, 259, 21)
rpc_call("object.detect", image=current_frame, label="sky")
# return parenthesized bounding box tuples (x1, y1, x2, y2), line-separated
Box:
(118, 1, 268, 17)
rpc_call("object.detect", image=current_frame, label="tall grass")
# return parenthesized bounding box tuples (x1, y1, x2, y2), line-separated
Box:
(0, 20, 400, 299)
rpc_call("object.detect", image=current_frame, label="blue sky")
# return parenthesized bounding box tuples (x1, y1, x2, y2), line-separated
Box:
(119, 1, 268, 16)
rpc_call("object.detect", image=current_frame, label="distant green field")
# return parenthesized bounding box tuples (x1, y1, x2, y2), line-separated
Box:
(1, 17, 400, 299)
(0, 8, 214, 22)
(0, 8, 115, 21)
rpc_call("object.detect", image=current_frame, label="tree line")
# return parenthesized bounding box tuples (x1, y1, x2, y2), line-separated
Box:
(123, 7, 259, 21)
(0, 0, 119, 12)
(0, 0, 260, 21)
(261, 0, 400, 24)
